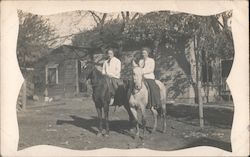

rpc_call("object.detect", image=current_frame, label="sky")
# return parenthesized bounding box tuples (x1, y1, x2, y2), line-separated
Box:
(44, 11, 122, 47)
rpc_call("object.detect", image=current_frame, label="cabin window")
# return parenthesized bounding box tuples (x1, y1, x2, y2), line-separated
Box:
(46, 64, 59, 85)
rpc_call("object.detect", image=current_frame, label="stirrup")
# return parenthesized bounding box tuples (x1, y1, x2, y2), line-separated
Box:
(153, 105, 160, 110)
(146, 104, 151, 109)
(109, 97, 115, 106)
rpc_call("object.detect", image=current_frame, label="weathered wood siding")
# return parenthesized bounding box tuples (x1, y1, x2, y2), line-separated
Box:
(63, 59, 78, 97)
(34, 45, 91, 98)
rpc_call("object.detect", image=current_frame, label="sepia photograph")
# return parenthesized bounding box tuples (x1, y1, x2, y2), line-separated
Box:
(1, 1, 249, 157)
(16, 9, 234, 151)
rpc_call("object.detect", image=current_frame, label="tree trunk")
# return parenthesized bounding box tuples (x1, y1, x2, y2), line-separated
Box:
(206, 58, 209, 103)
(197, 81, 204, 128)
(194, 35, 204, 128)
(75, 60, 79, 94)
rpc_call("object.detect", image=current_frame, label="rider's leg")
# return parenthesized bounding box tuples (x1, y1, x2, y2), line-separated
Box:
(109, 78, 119, 106)
(146, 79, 161, 109)
(144, 79, 152, 109)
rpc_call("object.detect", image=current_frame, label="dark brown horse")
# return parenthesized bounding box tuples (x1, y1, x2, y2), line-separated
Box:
(79, 62, 134, 137)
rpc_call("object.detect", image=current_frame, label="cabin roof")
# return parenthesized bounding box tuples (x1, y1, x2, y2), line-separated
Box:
(35, 45, 101, 69)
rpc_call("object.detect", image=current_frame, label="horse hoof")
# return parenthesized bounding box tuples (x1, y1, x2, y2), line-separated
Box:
(97, 132, 102, 137)
(140, 136, 145, 140)
(134, 134, 140, 140)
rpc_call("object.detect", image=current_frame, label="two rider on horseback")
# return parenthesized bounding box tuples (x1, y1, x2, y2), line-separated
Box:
(102, 47, 161, 109)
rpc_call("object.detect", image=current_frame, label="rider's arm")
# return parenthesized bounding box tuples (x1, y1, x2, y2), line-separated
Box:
(142, 58, 155, 74)
(114, 59, 121, 76)
(102, 61, 107, 75)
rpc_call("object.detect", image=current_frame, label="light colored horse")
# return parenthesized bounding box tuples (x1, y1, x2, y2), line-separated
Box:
(129, 65, 167, 139)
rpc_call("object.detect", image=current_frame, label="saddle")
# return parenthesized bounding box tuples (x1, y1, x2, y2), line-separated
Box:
(105, 77, 116, 95)
(105, 76, 124, 106)
(143, 78, 152, 109)
(144, 78, 163, 109)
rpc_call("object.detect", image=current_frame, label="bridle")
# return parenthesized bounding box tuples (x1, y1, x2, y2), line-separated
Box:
(82, 64, 96, 86)
(132, 73, 145, 94)
(131, 61, 145, 94)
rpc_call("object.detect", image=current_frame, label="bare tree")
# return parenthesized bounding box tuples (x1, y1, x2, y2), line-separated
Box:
(17, 10, 57, 71)
(88, 11, 107, 34)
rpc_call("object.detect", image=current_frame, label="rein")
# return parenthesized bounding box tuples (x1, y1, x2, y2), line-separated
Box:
(83, 66, 105, 88)
(90, 75, 109, 88)
(133, 77, 145, 94)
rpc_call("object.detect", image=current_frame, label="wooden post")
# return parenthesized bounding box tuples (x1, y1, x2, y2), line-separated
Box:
(56, 66, 58, 84)
(206, 51, 209, 103)
(45, 65, 48, 84)
(194, 35, 204, 128)
(198, 81, 204, 128)
(75, 59, 79, 94)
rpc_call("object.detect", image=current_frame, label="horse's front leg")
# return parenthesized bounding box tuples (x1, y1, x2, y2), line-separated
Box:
(141, 105, 147, 138)
(96, 106, 103, 137)
(103, 102, 109, 137)
(123, 103, 135, 125)
(150, 106, 158, 133)
(130, 107, 139, 139)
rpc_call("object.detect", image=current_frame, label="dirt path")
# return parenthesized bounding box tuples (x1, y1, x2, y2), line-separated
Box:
(17, 97, 233, 151)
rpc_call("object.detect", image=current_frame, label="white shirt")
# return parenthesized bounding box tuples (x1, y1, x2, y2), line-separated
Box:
(139, 57, 155, 79)
(102, 57, 121, 79)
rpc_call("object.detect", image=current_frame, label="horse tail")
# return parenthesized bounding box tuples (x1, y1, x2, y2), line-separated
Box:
(155, 80, 167, 117)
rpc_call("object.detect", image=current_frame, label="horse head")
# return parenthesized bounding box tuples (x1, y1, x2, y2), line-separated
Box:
(80, 61, 96, 84)
(132, 66, 144, 90)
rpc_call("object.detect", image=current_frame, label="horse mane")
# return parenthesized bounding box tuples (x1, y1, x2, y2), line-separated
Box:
(86, 61, 103, 77)
(87, 63, 107, 88)
(90, 63, 104, 77)
(92, 65, 102, 77)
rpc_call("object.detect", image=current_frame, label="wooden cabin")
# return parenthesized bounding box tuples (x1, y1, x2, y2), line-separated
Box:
(34, 45, 99, 98)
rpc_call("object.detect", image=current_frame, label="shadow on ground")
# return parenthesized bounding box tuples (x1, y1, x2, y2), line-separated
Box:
(56, 115, 134, 138)
(165, 104, 234, 129)
(18, 102, 233, 151)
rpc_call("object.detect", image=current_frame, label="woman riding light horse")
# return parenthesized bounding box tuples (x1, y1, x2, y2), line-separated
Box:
(129, 48, 167, 139)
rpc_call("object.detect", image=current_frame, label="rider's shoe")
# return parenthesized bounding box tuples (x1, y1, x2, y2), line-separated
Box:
(146, 103, 151, 109)
(153, 104, 161, 110)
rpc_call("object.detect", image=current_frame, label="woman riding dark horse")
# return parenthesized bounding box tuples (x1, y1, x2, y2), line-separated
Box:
(80, 62, 134, 137)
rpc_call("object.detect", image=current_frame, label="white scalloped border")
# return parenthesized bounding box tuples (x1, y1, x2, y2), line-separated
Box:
(1, 1, 249, 156)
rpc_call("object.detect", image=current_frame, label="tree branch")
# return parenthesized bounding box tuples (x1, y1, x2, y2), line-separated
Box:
(100, 13, 107, 25)
(89, 11, 101, 24)
(121, 11, 126, 21)
(214, 16, 224, 29)
(126, 11, 130, 22)
(131, 13, 139, 21)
